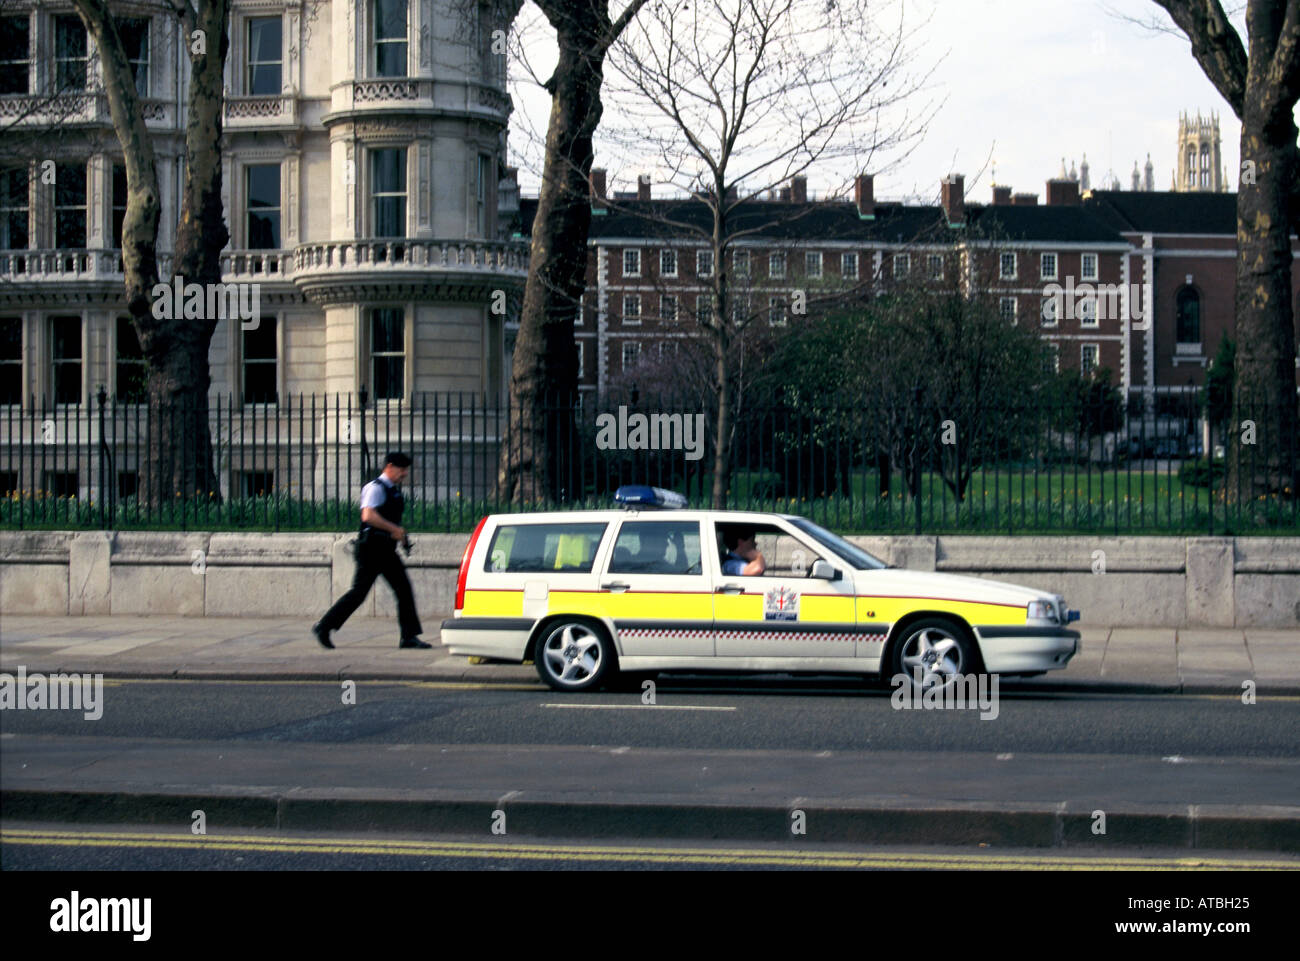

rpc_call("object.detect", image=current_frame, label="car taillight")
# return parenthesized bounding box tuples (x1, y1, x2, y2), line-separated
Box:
(455, 516, 488, 613)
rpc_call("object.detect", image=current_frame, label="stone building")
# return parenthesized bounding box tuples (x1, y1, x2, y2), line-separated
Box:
(0, 0, 527, 502)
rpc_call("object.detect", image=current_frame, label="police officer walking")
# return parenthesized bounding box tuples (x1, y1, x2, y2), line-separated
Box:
(313, 451, 431, 649)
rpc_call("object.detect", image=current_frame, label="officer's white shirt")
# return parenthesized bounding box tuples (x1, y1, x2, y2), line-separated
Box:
(360, 474, 396, 511)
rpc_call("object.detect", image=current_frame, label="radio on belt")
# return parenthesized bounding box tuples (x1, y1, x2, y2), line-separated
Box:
(613, 485, 688, 510)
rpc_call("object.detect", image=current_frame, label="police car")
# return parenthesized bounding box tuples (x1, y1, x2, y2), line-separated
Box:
(441, 486, 1081, 692)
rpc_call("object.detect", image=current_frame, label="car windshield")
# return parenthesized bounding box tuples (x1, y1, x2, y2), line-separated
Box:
(787, 517, 889, 570)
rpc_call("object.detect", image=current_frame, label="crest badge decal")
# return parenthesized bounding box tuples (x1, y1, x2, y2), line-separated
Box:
(764, 585, 799, 621)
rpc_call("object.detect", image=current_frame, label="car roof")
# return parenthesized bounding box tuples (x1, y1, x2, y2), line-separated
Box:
(482, 509, 804, 525)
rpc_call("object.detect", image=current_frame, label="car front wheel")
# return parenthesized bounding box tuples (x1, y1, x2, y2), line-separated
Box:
(535, 619, 614, 692)
(891, 618, 977, 692)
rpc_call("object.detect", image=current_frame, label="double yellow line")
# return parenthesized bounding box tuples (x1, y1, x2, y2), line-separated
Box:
(4, 828, 1294, 870)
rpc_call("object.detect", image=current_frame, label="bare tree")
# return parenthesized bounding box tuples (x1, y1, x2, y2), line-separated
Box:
(498, 0, 649, 504)
(1148, 0, 1300, 499)
(601, 0, 934, 507)
(58, 0, 232, 506)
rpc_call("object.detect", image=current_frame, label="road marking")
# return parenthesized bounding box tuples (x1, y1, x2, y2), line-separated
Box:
(541, 703, 737, 712)
(2, 828, 1294, 870)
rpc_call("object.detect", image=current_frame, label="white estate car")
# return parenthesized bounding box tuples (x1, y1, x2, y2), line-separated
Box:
(441, 487, 1081, 692)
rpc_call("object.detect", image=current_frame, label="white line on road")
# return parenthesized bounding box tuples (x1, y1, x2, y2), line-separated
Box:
(541, 703, 737, 712)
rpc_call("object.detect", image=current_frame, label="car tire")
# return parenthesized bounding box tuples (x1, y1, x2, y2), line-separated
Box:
(534, 619, 615, 692)
(890, 617, 978, 692)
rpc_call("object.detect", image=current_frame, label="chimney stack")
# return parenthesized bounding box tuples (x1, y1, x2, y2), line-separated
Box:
(992, 185, 1012, 206)
(854, 174, 875, 217)
(941, 174, 965, 225)
(1045, 178, 1080, 206)
(779, 185, 792, 201)
(1012, 192, 1039, 206)
(590, 168, 607, 207)
(790, 176, 807, 203)
(637, 173, 651, 201)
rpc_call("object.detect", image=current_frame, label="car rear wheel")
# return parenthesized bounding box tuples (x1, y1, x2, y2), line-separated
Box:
(535, 619, 614, 692)
(891, 618, 976, 692)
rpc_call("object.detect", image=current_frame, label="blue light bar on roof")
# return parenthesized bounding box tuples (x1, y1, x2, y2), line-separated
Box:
(613, 485, 688, 509)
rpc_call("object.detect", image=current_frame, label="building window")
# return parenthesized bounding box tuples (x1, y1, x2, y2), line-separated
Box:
(660, 248, 676, 277)
(805, 251, 822, 279)
(1079, 296, 1098, 327)
(0, 316, 20, 404)
(115, 316, 146, 403)
(0, 166, 28, 250)
(45, 470, 78, 498)
(768, 251, 784, 280)
(111, 165, 127, 248)
(54, 15, 86, 91)
(1044, 344, 1059, 375)
(1081, 252, 1098, 281)
(999, 297, 1017, 324)
(1081, 343, 1099, 376)
(575, 338, 583, 376)
(928, 254, 943, 280)
(622, 341, 639, 370)
(370, 308, 404, 400)
(50, 316, 81, 405)
(1175, 287, 1200, 344)
(999, 251, 1016, 280)
(1040, 252, 1057, 280)
(842, 252, 857, 280)
(117, 17, 149, 97)
(622, 294, 641, 325)
(476, 153, 491, 237)
(623, 248, 640, 277)
(0, 16, 29, 94)
(661, 294, 677, 324)
(1040, 294, 1058, 327)
(697, 249, 713, 278)
(769, 296, 785, 326)
(733, 249, 749, 278)
(893, 253, 910, 278)
(117, 471, 139, 499)
(658, 341, 674, 359)
(0, 469, 17, 495)
(55, 163, 87, 248)
(576, 291, 584, 326)
(370, 148, 406, 237)
(247, 16, 283, 95)
(247, 164, 281, 249)
(372, 0, 408, 78)
(241, 471, 275, 498)
(242, 315, 277, 404)
(696, 294, 714, 326)
(1199, 145, 1210, 188)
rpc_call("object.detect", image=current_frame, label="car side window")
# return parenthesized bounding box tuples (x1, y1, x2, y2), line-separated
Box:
(609, 521, 702, 575)
(717, 524, 823, 577)
(484, 523, 608, 573)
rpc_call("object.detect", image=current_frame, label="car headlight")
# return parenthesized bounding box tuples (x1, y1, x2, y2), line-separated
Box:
(1027, 600, 1057, 622)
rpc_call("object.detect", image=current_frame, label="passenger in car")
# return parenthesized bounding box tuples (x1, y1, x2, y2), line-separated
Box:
(720, 526, 766, 576)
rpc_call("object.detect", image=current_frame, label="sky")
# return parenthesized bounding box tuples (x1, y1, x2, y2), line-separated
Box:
(504, 0, 1279, 205)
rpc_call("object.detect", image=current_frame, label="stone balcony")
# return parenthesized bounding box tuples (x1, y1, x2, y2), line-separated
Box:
(324, 78, 511, 124)
(223, 94, 300, 130)
(0, 93, 172, 127)
(0, 240, 527, 306)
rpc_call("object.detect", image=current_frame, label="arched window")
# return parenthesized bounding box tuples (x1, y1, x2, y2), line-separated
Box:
(1186, 147, 1196, 185)
(1200, 146, 1211, 187)
(1176, 287, 1200, 344)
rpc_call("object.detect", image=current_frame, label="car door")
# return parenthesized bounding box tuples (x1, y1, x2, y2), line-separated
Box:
(600, 517, 713, 658)
(710, 519, 857, 659)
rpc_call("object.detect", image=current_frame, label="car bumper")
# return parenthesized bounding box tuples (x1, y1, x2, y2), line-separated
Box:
(973, 625, 1081, 673)
(440, 617, 533, 660)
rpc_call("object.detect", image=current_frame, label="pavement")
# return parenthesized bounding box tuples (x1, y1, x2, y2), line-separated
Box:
(1, 614, 1297, 694)
(2, 615, 1298, 854)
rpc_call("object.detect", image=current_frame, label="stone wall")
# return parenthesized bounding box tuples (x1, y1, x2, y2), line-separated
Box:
(1, 532, 1297, 627)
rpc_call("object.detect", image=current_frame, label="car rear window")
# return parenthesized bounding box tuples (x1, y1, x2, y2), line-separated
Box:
(484, 523, 608, 573)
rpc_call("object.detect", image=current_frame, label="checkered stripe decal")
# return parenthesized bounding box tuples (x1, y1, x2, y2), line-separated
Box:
(619, 628, 888, 644)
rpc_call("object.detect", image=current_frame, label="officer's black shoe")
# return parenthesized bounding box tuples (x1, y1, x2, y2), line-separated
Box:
(399, 636, 432, 649)
(312, 622, 335, 649)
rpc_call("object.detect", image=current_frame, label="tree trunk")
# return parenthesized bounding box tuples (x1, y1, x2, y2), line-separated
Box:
(498, 0, 646, 504)
(710, 322, 731, 509)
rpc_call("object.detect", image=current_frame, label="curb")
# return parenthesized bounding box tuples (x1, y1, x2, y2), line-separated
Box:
(4, 789, 1298, 853)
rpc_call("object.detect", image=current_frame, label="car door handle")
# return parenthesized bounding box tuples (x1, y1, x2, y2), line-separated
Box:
(715, 583, 744, 594)
(602, 581, 630, 593)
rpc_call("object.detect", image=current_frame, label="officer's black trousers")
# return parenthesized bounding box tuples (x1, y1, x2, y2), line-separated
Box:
(320, 541, 423, 640)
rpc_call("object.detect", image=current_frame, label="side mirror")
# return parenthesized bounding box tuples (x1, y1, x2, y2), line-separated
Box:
(811, 560, 842, 581)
